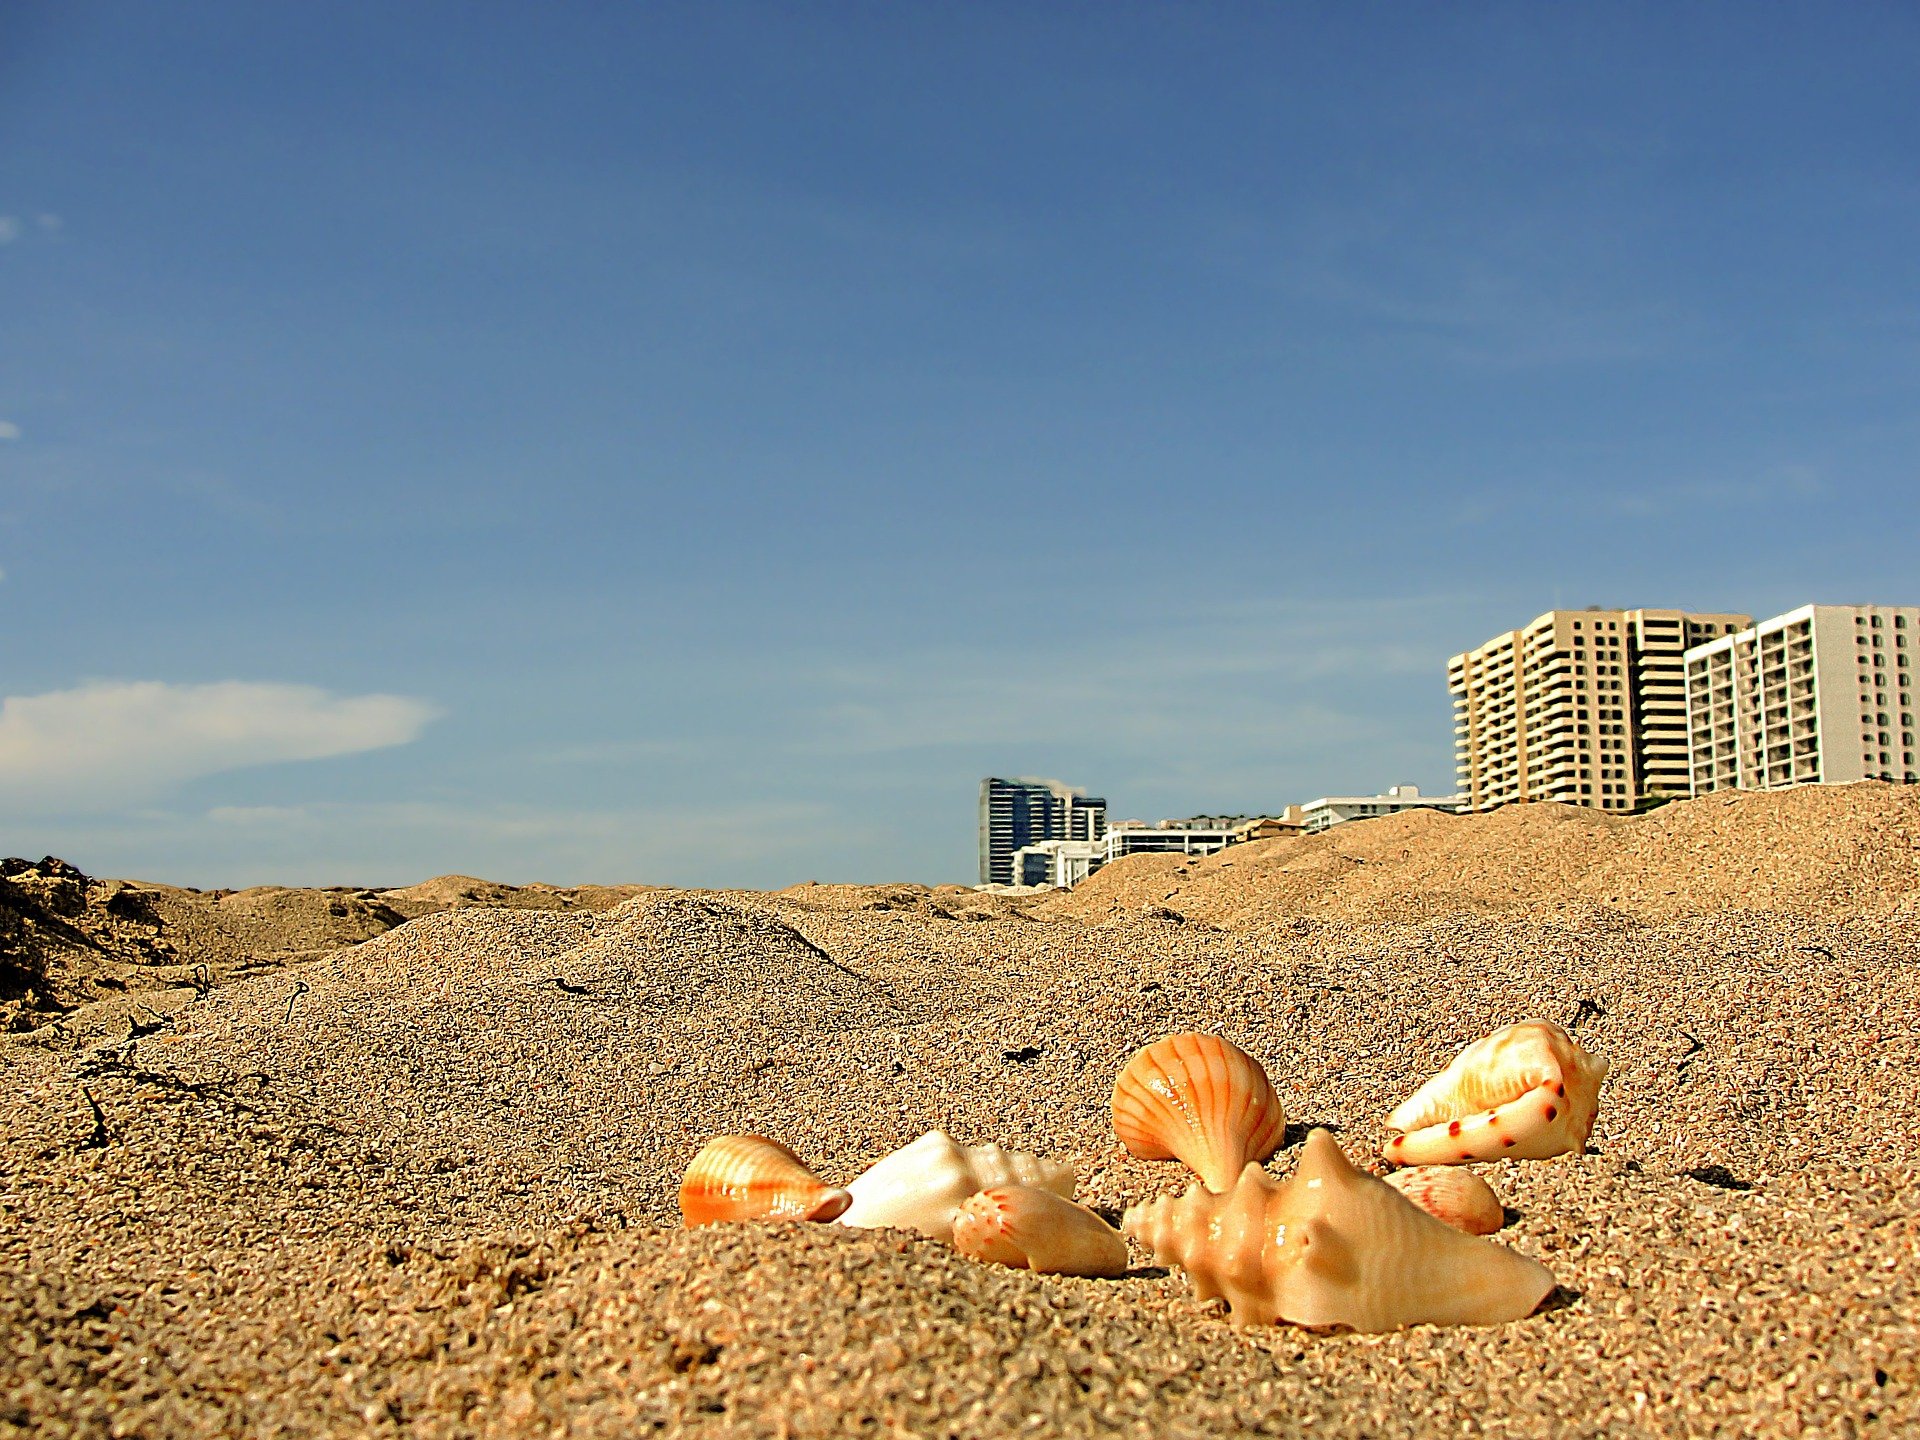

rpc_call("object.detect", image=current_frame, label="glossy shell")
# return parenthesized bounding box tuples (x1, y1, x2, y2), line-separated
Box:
(679, 1134, 852, 1227)
(1111, 1033, 1287, 1193)
(837, 1131, 1077, 1240)
(952, 1185, 1129, 1277)
(1384, 1019, 1609, 1165)
(1123, 1129, 1555, 1331)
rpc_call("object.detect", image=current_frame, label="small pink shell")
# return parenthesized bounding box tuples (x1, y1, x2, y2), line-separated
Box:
(1384, 1165, 1505, 1235)
(952, 1184, 1128, 1277)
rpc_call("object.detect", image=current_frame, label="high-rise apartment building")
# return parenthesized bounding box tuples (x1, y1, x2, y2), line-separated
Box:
(1449, 609, 1750, 813)
(977, 778, 1107, 885)
(1686, 604, 1920, 794)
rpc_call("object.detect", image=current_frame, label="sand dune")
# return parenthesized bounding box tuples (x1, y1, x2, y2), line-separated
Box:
(0, 859, 653, 1032)
(3, 787, 1917, 1436)
(1040, 781, 1920, 927)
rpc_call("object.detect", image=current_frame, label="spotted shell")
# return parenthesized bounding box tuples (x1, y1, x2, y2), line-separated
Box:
(1123, 1129, 1555, 1331)
(679, 1134, 852, 1227)
(1384, 1019, 1609, 1165)
(1111, 1033, 1287, 1192)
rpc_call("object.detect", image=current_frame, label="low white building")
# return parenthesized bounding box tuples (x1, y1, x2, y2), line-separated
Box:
(1296, 784, 1467, 834)
(1010, 818, 1267, 888)
(1010, 838, 1102, 889)
(1097, 823, 1240, 863)
(1685, 603, 1919, 794)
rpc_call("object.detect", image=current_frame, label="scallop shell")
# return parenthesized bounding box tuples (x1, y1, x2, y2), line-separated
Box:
(1111, 1033, 1287, 1192)
(678, 1135, 852, 1227)
(952, 1185, 1128, 1277)
(1122, 1129, 1555, 1331)
(837, 1131, 1077, 1239)
(1383, 1019, 1609, 1165)
(1383, 1166, 1505, 1235)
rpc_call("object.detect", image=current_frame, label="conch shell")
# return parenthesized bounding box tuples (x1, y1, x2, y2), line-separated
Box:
(1383, 1166, 1505, 1235)
(1123, 1129, 1555, 1331)
(1111, 1033, 1287, 1192)
(679, 1134, 852, 1227)
(952, 1185, 1128, 1277)
(837, 1130, 1077, 1239)
(1384, 1019, 1608, 1165)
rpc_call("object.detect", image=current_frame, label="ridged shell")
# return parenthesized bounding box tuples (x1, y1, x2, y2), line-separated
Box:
(1111, 1033, 1287, 1192)
(679, 1135, 852, 1227)
(1383, 1166, 1505, 1235)
(1384, 1019, 1609, 1165)
(1123, 1129, 1555, 1331)
(837, 1131, 1077, 1239)
(952, 1185, 1129, 1277)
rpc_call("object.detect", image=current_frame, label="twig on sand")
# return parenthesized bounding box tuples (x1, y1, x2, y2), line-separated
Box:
(128, 1006, 170, 1041)
(283, 981, 311, 1024)
(548, 977, 592, 996)
(1676, 1031, 1705, 1074)
(80, 1087, 112, 1149)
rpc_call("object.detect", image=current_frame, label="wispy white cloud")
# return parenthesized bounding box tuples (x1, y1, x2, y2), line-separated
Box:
(183, 796, 831, 886)
(0, 421, 20, 441)
(1606, 464, 1827, 518)
(0, 217, 20, 244)
(529, 737, 713, 766)
(1446, 462, 1828, 529)
(0, 680, 441, 809)
(204, 804, 313, 826)
(789, 596, 1461, 760)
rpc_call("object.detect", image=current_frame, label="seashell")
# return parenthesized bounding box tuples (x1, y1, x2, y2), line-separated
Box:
(679, 1135, 852, 1227)
(837, 1131, 1077, 1239)
(952, 1185, 1129, 1277)
(1383, 1019, 1609, 1165)
(1111, 1033, 1287, 1192)
(1383, 1166, 1505, 1235)
(1122, 1129, 1555, 1332)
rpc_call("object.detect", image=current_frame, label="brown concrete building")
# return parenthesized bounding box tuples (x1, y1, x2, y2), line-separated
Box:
(1449, 609, 1750, 813)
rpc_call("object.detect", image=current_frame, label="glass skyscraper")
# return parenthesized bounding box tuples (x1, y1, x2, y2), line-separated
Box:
(977, 777, 1107, 885)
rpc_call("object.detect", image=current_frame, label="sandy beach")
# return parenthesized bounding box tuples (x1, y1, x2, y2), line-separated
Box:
(4, 783, 1917, 1437)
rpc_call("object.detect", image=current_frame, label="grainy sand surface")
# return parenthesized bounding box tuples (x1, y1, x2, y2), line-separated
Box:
(4, 785, 1918, 1437)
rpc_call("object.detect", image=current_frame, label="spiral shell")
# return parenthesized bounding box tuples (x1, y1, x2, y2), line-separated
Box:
(1383, 1166, 1505, 1235)
(837, 1131, 1077, 1240)
(1383, 1019, 1609, 1165)
(678, 1135, 852, 1227)
(1111, 1033, 1287, 1192)
(952, 1185, 1128, 1277)
(1122, 1129, 1555, 1332)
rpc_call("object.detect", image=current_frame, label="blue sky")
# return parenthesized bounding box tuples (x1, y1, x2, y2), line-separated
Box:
(2, 4, 1917, 887)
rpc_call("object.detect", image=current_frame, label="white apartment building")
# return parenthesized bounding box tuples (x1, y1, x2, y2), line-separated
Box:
(1009, 821, 1254, 888)
(1450, 609, 1751, 813)
(1297, 784, 1466, 833)
(1686, 604, 1920, 794)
